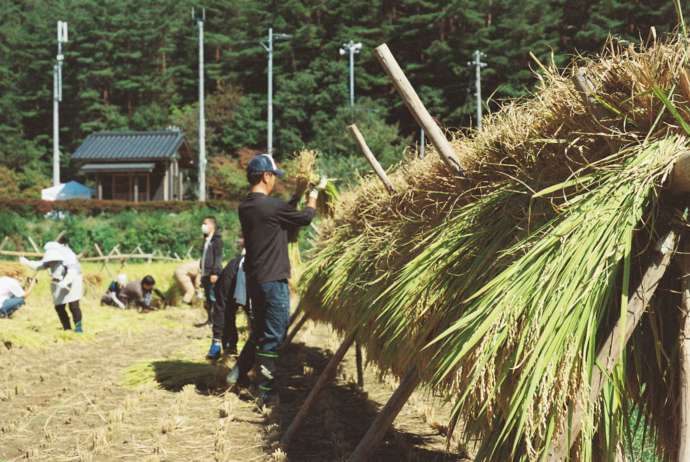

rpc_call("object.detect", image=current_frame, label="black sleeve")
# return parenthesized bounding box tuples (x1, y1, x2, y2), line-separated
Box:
(276, 201, 315, 228)
(287, 193, 301, 208)
(212, 236, 223, 275)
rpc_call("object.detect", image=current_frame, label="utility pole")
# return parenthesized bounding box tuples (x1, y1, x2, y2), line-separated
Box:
(193, 7, 206, 201)
(261, 28, 291, 156)
(53, 21, 68, 187)
(339, 40, 362, 108)
(467, 50, 487, 130)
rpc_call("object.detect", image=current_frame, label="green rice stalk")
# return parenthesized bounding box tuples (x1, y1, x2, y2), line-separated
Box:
(427, 137, 686, 461)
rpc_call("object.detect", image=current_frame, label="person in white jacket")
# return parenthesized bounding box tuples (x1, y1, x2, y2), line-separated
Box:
(20, 239, 84, 332)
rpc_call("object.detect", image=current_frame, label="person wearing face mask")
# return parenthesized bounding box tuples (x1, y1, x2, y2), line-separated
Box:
(200, 217, 224, 343)
(226, 153, 326, 409)
(19, 241, 84, 332)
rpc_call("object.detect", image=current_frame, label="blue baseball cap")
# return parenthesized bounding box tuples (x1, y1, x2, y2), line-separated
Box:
(247, 154, 285, 177)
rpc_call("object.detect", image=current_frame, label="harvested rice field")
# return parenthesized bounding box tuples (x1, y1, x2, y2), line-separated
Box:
(0, 262, 462, 462)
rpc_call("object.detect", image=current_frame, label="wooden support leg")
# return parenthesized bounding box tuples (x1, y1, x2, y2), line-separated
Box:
(288, 306, 302, 329)
(347, 365, 421, 462)
(283, 312, 309, 349)
(355, 342, 364, 388)
(549, 230, 678, 461)
(280, 330, 356, 447)
(678, 240, 690, 462)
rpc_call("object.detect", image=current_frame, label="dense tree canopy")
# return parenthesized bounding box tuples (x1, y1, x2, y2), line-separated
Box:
(0, 0, 686, 195)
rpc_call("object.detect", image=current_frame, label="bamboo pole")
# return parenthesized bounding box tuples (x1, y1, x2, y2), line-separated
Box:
(348, 124, 395, 193)
(27, 236, 41, 253)
(282, 311, 309, 348)
(373, 43, 463, 175)
(678, 239, 690, 462)
(347, 366, 421, 462)
(280, 330, 357, 447)
(549, 229, 678, 460)
(355, 343, 365, 388)
(0, 250, 42, 258)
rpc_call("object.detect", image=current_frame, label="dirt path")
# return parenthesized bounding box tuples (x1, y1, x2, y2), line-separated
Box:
(0, 307, 463, 462)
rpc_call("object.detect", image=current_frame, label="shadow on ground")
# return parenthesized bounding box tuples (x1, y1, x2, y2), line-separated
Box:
(151, 359, 229, 394)
(276, 341, 460, 462)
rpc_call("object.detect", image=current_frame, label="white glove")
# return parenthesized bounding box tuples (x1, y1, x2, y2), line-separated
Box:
(19, 256, 40, 269)
(309, 189, 319, 201)
(316, 176, 329, 191)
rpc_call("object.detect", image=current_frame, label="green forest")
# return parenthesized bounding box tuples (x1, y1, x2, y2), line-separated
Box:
(1, 0, 687, 198)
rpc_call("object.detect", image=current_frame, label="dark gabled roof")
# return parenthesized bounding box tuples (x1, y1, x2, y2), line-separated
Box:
(72, 130, 186, 162)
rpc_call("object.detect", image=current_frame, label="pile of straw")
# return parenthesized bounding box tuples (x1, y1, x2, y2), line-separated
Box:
(0, 262, 27, 279)
(300, 34, 690, 461)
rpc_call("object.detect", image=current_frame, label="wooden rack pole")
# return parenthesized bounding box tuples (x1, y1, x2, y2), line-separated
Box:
(348, 124, 395, 194)
(347, 366, 421, 462)
(374, 43, 463, 175)
(549, 229, 678, 460)
(280, 330, 357, 447)
(678, 238, 690, 462)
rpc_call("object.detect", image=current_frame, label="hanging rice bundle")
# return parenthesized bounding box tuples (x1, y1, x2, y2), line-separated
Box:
(300, 33, 690, 461)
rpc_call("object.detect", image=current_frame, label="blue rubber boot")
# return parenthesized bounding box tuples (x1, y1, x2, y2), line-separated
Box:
(206, 341, 221, 360)
(74, 321, 83, 333)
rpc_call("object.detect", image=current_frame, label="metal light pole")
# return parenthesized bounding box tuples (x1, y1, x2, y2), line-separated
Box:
(53, 21, 68, 187)
(467, 50, 487, 130)
(339, 40, 362, 107)
(261, 28, 291, 156)
(193, 7, 206, 201)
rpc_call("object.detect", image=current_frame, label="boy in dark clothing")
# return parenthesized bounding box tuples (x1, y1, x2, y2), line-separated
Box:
(207, 244, 252, 359)
(202, 217, 224, 358)
(227, 153, 325, 407)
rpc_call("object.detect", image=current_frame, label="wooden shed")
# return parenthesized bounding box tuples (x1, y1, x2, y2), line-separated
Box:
(72, 130, 193, 201)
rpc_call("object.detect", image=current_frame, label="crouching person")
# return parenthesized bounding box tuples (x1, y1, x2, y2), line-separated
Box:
(20, 241, 84, 332)
(174, 260, 201, 305)
(0, 276, 37, 318)
(101, 273, 128, 308)
(120, 275, 157, 310)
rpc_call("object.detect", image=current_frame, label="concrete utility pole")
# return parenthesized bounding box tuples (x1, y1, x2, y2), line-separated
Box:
(193, 7, 206, 201)
(261, 28, 291, 156)
(53, 20, 68, 187)
(467, 50, 487, 130)
(339, 40, 362, 107)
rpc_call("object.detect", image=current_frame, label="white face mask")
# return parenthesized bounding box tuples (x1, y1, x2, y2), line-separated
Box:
(201, 223, 210, 235)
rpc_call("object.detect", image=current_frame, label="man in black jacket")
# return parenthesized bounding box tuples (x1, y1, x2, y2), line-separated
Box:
(201, 216, 224, 359)
(227, 154, 324, 407)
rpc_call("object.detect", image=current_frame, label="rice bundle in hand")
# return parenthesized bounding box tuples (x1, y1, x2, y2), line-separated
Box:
(288, 149, 338, 217)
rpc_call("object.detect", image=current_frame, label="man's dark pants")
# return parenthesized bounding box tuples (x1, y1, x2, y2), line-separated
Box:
(201, 275, 216, 326)
(214, 284, 252, 351)
(236, 278, 290, 396)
